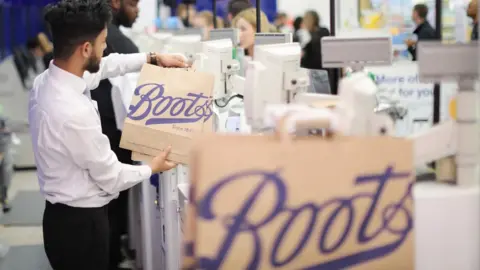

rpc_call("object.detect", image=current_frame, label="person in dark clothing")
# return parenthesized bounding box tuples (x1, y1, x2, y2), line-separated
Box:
(300, 10, 331, 94)
(292, 16, 303, 43)
(42, 51, 54, 70)
(26, 34, 54, 72)
(300, 11, 329, 70)
(467, 0, 478, 40)
(26, 38, 44, 72)
(406, 4, 436, 61)
(90, 0, 139, 269)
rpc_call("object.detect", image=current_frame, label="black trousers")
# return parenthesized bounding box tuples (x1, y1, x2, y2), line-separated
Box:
(103, 123, 134, 270)
(108, 190, 129, 270)
(43, 201, 109, 270)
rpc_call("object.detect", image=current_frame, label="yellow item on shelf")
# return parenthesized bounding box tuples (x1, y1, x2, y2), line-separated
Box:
(361, 13, 384, 29)
(390, 27, 400, 35)
(449, 97, 457, 120)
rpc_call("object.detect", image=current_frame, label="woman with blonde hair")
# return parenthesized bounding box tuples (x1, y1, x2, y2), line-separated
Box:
(232, 8, 271, 57)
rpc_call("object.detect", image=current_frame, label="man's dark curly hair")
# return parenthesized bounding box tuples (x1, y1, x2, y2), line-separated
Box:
(43, 0, 112, 60)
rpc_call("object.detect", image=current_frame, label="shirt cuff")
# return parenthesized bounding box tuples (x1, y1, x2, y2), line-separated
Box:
(138, 164, 152, 179)
(127, 53, 148, 71)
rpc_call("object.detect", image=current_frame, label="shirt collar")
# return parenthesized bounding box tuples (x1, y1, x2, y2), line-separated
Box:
(48, 61, 87, 94)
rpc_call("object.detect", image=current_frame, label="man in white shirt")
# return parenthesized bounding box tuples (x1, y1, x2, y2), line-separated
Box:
(29, 1, 186, 269)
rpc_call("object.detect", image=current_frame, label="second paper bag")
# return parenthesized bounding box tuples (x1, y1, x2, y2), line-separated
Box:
(120, 64, 214, 164)
(185, 134, 414, 270)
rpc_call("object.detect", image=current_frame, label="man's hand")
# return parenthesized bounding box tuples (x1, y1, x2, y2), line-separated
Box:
(405, 39, 416, 47)
(149, 146, 177, 173)
(154, 53, 190, 68)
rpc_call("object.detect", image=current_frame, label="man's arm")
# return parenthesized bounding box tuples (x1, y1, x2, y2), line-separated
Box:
(62, 108, 152, 194)
(84, 53, 150, 90)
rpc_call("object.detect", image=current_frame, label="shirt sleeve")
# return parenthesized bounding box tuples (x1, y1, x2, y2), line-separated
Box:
(83, 53, 147, 90)
(62, 108, 152, 194)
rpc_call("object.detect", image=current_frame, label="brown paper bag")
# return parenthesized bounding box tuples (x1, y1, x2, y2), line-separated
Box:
(185, 131, 414, 269)
(131, 112, 214, 163)
(120, 64, 215, 165)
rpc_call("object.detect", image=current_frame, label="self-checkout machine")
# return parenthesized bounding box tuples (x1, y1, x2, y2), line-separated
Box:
(176, 32, 296, 202)
(344, 27, 458, 137)
(411, 41, 479, 270)
(219, 32, 295, 134)
(244, 35, 395, 133)
(321, 35, 413, 129)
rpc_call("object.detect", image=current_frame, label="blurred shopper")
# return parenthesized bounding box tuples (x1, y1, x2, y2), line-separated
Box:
(406, 4, 436, 60)
(25, 33, 53, 77)
(26, 37, 46, 72)
(193, 11, 224, 40)
(227, 0, 252, 26)
(292, 16, 303, 42)
(274, 12, 293, 33)
(232, 8, 271, 57)
(26, 33, 54, 70)
(177, 3, 196, 27)
(300, 10, 331, 94)
(467, 0, 478, 40)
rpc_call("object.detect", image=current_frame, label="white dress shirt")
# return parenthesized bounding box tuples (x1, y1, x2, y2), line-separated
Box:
(29, 53, 152, 208)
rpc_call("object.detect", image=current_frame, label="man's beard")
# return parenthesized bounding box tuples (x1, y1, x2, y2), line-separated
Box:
(84, 54, 101, 73)
(116, 8, 134, 28)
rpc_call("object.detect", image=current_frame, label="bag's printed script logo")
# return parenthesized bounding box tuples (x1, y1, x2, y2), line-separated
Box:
(189, 165, 413, 269)
(128, 83, 213, 125)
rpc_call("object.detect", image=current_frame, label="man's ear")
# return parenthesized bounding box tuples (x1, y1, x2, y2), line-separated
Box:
(110, 0, 121, 10)
(80, 42, 92, 59)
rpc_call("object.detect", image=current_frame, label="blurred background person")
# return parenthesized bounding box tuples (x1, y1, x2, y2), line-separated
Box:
(274, 12, 293, 33)
(292, 16, 303, 42)
(226, 0, 252, 26)
(216, 16, 225, 28)
(23, 33, 53, 81)
(232, 8, 271, 58)
(37, 33, 54, 69)
(192, 10, 224, 40)
(26, 37, 46, 72)
(467, 0, 478, 40)
(405, 4, 436, 61)
(177, 3, 197, 27)
(269, 24, 280, 33)
(300, 10, 331, 94)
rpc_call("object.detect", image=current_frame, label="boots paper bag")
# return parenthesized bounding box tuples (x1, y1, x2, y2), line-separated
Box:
(120, 64, 214, 165)
(182, 132, 415, 269)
